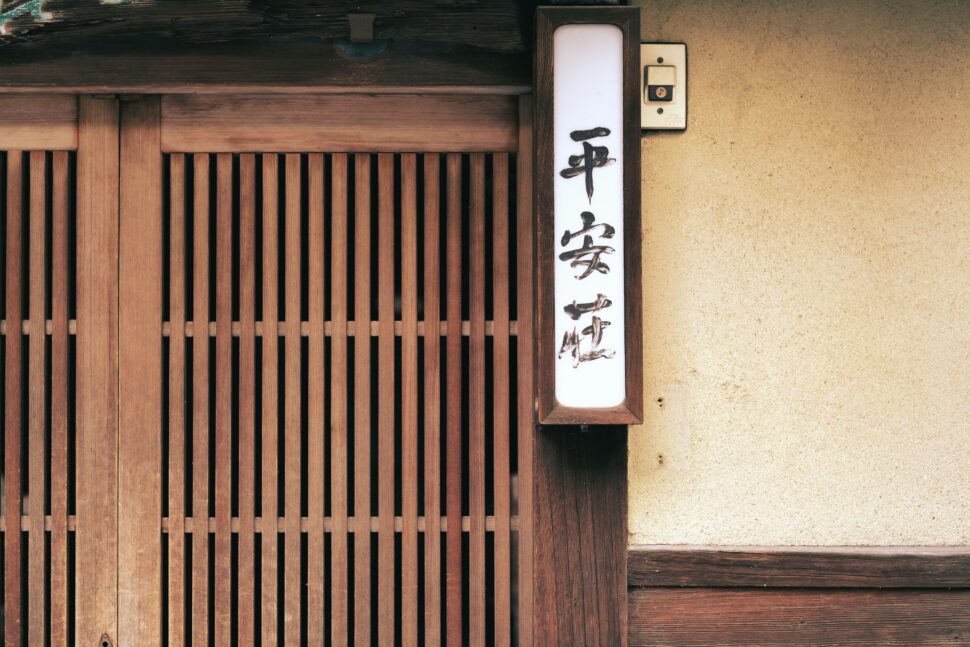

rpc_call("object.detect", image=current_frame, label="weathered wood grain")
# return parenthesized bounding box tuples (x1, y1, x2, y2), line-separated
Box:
(533, 426, 628, 647)
(469, 152, 487, 647)
(76, 95, 120, 647)
(161, 94, 517, 153)
(0, 95, 76, 149)
(214, 153, 233, 647)
(237, 152, 257, 647)
(307, 152, 327, 646)
(118, 96, 163, 646)
(27, 150, 47, 646)
(191, 152, 211, 647)
(0, 1, 524, 51)
(4, 150, 25, 647)
(377, 152, 396, 646)
(422, 153, 443, 647)
(492, 152, 512, 647)
(629, 588, 970, 646)
(283, 153, 302, 647)
(628, 546, 970, 589)
(167, 153, 188, 647)
(444, 152, 464, 647)
(330, 153, 350, 647)
(49, 149, 70, 647)
(400, 152, 419, 647)
(516, 95, 536, 647)
(260, 153, 281, 646)
(352, 153, 372, 646)
(0, 41, 530, 95)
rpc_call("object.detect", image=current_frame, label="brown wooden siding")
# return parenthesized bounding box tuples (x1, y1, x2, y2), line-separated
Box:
(628, 547, 970, 646)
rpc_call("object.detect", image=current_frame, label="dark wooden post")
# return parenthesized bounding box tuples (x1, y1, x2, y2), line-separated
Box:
(534, 425, 629, 646)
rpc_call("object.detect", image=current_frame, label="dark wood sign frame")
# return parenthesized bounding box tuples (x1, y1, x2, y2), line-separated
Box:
(534, 6, 643, 425)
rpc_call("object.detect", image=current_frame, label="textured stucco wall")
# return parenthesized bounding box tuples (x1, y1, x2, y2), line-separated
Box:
(630, 0, 970, 545)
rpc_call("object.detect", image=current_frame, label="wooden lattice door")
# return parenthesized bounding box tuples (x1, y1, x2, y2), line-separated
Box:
(115, 94, 536, 646)
(2, 92, 535, 647)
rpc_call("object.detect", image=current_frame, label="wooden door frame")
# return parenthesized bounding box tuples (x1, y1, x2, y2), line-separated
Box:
(76, 95, 123, 647)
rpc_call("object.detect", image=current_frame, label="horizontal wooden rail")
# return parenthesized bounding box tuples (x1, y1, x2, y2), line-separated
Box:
(0, 516, 78, 532)
(0, 515, 520, 533)
(0, 319, 520, 337)
(0, 320, 78, 335)
(630, 588, 970, 646)
(164, 515, 520, 533)
(162, 320, 520, 337)
(0, 95, 77, 150)
(162, 94, 518, 152)
(629, 545, 970, 589)
(629, 546, 970, 646)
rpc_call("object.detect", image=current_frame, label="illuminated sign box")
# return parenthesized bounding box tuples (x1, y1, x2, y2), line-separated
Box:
(535, 7, 643, 425)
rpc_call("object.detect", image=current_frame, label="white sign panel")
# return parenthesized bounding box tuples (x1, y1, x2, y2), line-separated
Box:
(553, 24, 626, 408)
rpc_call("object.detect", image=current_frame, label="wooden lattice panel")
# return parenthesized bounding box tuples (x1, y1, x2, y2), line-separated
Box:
(1, 149, 77, 645)
(158, 149, 531, 646)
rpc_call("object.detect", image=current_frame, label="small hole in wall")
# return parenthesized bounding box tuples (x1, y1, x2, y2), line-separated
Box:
(656, 397, 664, 408)
(657, 454, 665, 466)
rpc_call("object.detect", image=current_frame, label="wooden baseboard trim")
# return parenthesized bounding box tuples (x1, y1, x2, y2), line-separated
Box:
(628, 545, 970, 588)
(629, 588, 970, 646)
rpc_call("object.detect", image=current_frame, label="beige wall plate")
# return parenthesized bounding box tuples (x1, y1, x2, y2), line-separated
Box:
(641, 43, 687, 130)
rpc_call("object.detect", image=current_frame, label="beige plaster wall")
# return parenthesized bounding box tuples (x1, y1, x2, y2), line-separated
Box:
(630, 0, 970, 545)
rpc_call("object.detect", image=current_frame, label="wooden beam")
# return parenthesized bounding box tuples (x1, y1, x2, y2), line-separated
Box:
(161, 94, 518, 153)
(0, 95, 76, 149)
(0, 39, 530, 95)
(0, 0, 525, 51)
(629, 546, 970, 589)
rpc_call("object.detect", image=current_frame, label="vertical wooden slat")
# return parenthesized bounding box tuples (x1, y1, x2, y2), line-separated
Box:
(377, 152, 396, 647)
(49, 150, 70, 647)
(492, 152, 512, 647)
(214, 153, 233, 647)
(76, 96, 119, 647)
(444, 153, 463, 647)
(516, 95, 535, 647)
(119, 96, 163, 646)
(168, 153, 188, 647)
(468, 153, 486, 647)
(261, 154, 281, 647)
(283, 153, 302, 647)
(4, 151, 23, 647)
(27, 150, 47, 645)
(237, 153, 257, 647)
(352, 153, 372, 646)
(192, 152, 211, 647)
(307, 153, 326, 646)
(330, 153, 350, 647)
(400, 153, 419, 647)
(422, 153, 442, 646)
